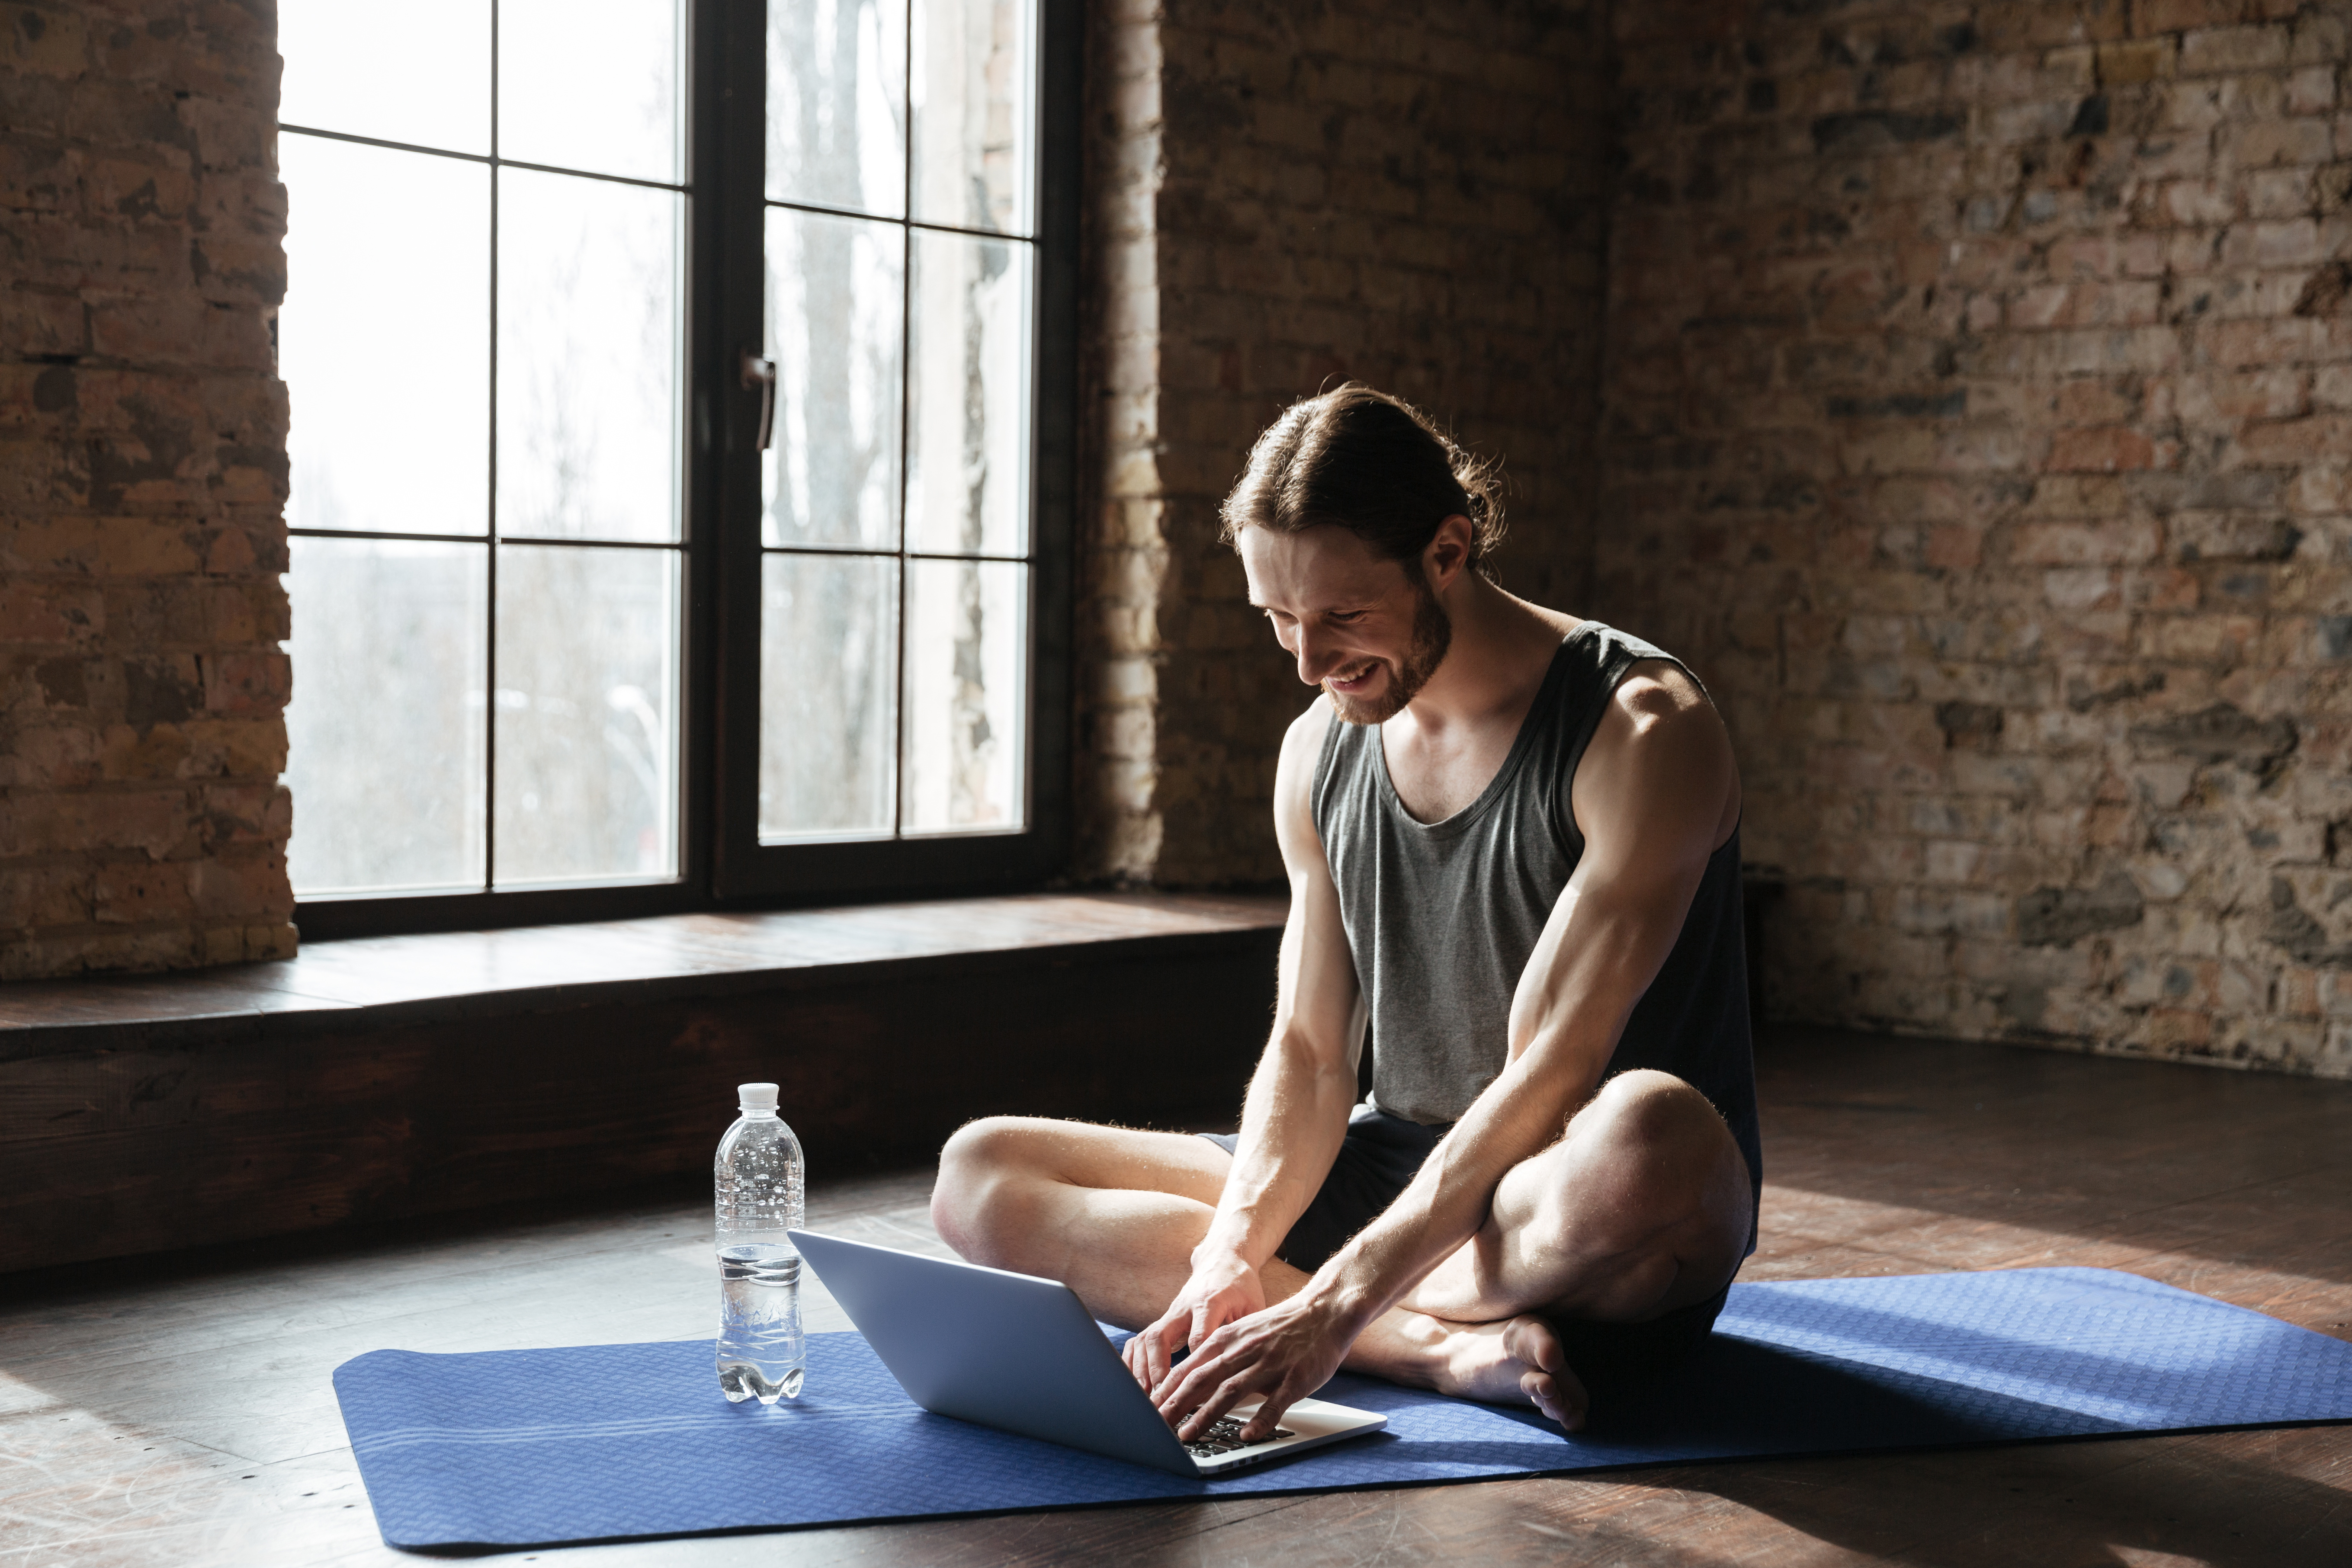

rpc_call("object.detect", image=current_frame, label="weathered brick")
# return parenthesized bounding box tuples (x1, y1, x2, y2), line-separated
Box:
(2227, 115, 2336, 167)
(2055, 379, 2144, 424)
(1574, 0, 2352, 1080)
(2099, 37, 2178, 84)
(2234, 413, 2352, 462)
(10, 515, 206, 575)
(92, 859, 194, 923)
(4, 0, 292, 978)
(0, 580, 106, 645)
(2205, 315, 2338, 365)
(2047, 426, 2169, 472)
(2178, 26, 2292, 76)
(2162, 178, 2240, 222)
(2139, 0, 2303, 37)
(0, 863, 93, 928)
(2244, 166, 2316, 217)
(2, 786, 189, 859)
(2287, 63, 2339, 115)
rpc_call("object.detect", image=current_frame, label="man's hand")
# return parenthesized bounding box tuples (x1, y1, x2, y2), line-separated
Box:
(1123, 1249, 1267, 1393)
(1147, 1286, 1362, 1443)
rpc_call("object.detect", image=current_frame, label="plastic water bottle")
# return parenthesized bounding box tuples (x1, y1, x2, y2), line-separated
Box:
(715, 1081, 805, 1402)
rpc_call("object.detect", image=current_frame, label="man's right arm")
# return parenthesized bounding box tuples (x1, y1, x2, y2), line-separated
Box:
(1122, 697, 1364, 1392)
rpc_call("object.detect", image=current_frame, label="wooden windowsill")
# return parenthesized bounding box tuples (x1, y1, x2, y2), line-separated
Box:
(0, 890, 1288, 1058)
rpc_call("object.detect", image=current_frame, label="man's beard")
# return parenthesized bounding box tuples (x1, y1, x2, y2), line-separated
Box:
(1326, 577, 1452, 725)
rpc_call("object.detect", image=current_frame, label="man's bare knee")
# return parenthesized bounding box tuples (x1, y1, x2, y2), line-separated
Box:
(1552, 1070, 1746, 1256)
(931, 1115, 1057, 1263)
(937, 1113, 1051, 1179)
(1585, 1070, 1723, 1154)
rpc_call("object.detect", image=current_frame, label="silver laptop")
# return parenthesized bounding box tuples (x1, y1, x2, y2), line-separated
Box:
(789, 1229, 1387, 1477)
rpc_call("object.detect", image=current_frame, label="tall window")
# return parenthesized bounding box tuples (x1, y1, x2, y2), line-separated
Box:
(279, 2, 685, 897)
(277, 2, 1070, 931)
(759, 0, 1035, 844)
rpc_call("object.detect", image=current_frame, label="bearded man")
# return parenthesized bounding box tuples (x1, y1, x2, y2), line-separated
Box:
(931, 384, 1761, 1441)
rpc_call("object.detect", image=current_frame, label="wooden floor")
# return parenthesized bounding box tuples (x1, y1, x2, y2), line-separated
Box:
(3, 1027, 2348, 1565)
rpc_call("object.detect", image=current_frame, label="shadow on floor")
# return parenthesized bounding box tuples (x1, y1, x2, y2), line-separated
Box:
(1752, 1027, 2352, 1295)
(1615, 1424, 2352, 1568)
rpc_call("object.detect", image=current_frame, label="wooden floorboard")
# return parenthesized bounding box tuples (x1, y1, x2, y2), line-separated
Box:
(2, 1027, 2348, 1565)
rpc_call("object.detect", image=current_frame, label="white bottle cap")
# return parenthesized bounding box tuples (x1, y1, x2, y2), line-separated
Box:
(738, 1082, 779, 1113)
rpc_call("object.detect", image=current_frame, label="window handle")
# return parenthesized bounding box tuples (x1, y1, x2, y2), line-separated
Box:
(739, 348, 777, 452)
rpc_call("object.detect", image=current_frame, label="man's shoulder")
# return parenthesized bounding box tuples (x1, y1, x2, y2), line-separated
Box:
(1574, 645, 1737, 834)
(1554, 619, 1715, 731)
(1610, 658, 1715, 729)
(1273, 694, 1341, 830)
(1282, 692, 1341, 757)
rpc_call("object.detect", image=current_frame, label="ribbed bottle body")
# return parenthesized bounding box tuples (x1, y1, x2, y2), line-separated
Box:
(714, 1110, 804, 1402)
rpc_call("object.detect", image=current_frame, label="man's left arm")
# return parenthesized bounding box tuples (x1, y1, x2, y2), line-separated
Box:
(1149, 663, 1738, 1440)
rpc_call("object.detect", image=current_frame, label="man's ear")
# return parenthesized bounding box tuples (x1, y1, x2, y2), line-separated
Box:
(1422, 514, 1475, 593)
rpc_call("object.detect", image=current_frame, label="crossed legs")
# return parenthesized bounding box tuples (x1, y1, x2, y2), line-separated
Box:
(931, 1070, 1752, 1429)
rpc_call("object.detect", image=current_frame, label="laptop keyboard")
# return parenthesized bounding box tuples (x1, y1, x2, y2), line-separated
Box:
(1184, 1417, 1295, 1458)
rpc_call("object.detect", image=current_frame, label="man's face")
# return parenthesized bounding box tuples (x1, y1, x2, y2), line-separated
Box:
(1239, 525, 1452, 725)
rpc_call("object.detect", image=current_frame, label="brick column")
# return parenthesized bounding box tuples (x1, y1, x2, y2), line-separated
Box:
(2, 1, 294, 978)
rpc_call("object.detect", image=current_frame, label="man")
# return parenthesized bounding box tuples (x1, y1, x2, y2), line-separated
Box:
(932, 385, 1760, 1443)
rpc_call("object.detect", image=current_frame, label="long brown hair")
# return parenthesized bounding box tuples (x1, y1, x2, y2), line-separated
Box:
(1218, 384, 1505, 576)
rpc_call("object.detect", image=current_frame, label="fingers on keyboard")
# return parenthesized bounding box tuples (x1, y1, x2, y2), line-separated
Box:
(1185, 1417, 1296, 1456)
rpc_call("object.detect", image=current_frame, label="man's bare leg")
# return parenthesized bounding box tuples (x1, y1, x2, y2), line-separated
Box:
(930, 1070, 1752, 1430)
(1402, 1069, 1754, 1327)
(930, 1118, 1566, 1413)
(1386, 1069, 1755, 1425)
(930, 1118, 1230, 1329)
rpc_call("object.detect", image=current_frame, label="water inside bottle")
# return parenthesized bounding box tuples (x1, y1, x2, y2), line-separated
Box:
(716, 1241, 804, 1403)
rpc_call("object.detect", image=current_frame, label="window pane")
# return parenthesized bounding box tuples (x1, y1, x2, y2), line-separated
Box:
(911, 0, 1033, 234)
(768, 0, 907, 218)
(906, 231, 1031, 556)
(493, 545, 679, 884)
(760, 554, 898, 840)
(764, 208, 904, 550)
(279, 0, 490, 154)
(498, 0, 681, 184)
(282, 137, 488, 537)
(284, 536, 487, 895)
(498, 170, 682, 543)
(903, 558, 1024, 834)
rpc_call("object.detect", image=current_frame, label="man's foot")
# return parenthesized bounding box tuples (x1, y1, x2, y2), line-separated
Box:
(1363, 1309, 1590, 1430)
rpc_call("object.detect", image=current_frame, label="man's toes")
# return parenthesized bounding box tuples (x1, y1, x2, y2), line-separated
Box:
(1550, 1378, 1589, 1432)
(1502, 1314, 1564, 1376)
(1506, 1317, 1589, 1432)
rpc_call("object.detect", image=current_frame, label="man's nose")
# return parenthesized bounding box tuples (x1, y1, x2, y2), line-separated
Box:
(1291, 625, 1341, 686)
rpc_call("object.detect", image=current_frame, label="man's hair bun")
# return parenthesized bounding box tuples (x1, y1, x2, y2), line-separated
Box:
(1219, 384, 1507, 576)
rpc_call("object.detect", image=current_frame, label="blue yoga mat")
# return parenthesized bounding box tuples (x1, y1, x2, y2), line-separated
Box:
(334, 1267, 2352, 1550)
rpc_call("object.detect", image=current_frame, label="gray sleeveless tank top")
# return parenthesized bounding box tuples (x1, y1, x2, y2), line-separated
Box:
(1309, 620, 1763, 1212)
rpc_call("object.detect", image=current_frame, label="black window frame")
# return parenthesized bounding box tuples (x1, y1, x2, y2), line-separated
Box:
(294, 0, 1081, 941)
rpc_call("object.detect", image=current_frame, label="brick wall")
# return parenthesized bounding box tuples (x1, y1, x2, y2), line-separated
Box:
(1, 0, 295, 979)
(1077, 0, 1611, 884)
(13, 0, 2346, 1086)
(1601, 0, 2352, 1077)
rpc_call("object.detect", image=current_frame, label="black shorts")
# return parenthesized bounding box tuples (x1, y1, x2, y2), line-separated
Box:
(1202, 1104, 1730, 1410)
(1203, 1103, 1441, 1274)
